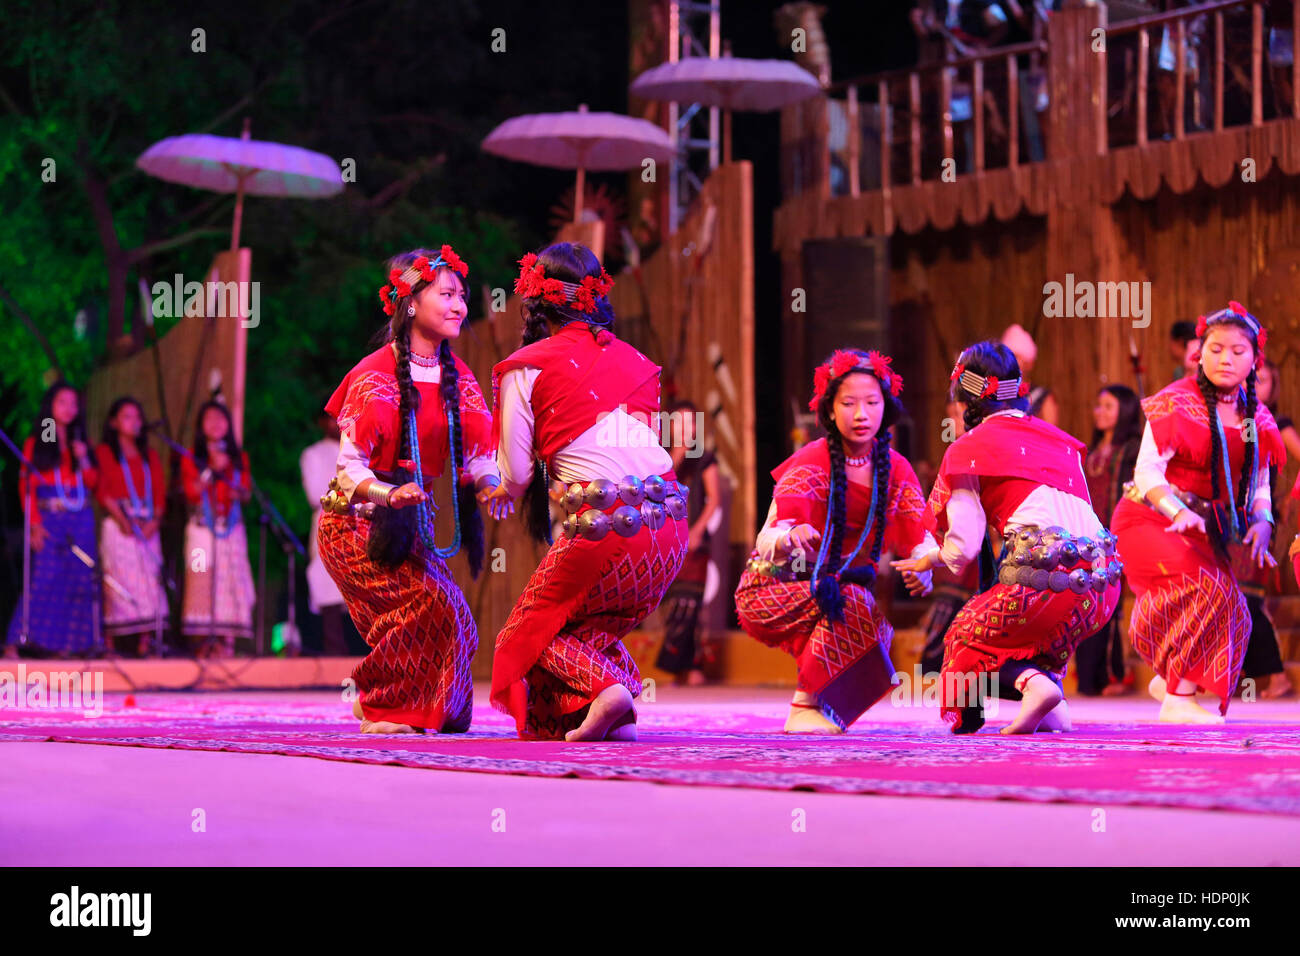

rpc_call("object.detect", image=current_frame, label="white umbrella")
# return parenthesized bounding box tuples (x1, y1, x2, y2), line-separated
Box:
(631, 56, 821, 163)
(136, 119, 344, 250)
(482, 104, 675, 222)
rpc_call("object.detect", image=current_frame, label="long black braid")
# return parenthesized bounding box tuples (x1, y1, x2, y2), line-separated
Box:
(810, 353, 902, 622)
(1237, 368, 1259, 512)
(1194, 367, 1225, 502)
(514, 242, 617, 546)
(1195, 364, 1259, 530)
(366, 320, 419, 568)
(438, 338, 485, 577)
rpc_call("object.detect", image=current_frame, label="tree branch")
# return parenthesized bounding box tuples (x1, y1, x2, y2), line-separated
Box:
(126, 228, 228, 265)
(0, 281, 64, 377)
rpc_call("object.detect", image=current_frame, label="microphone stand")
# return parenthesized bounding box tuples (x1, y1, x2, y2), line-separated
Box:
(249, 478, 305, 656)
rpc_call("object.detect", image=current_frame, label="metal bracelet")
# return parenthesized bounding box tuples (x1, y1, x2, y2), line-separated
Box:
(364, 481, 396, 507)
(1155, 493, 1186, 520)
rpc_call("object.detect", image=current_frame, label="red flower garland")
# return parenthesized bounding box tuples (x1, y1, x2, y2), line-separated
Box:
(808, 349, 904, 411)
(1017, 379, 1030, 398)
(981, 376, 1000, 399)
(440, 244, 469, 278)
(512, 254, 615, 313)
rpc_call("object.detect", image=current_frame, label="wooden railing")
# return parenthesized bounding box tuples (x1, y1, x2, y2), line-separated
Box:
(780, 0, 1290, 200)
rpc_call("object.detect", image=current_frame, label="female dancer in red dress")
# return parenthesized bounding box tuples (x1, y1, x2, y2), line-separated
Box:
(180, 401, 255, 657)
(317, 246, 507, 734)
(96, 396, 167, 656)
(893, 341, 1123, 734)
(735, 349, 934, 733)
(483, 242, 688, 741)
(1112, 303, 1284, 724)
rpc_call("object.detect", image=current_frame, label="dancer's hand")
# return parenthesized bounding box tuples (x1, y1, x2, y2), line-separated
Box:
(1243, 519, 1277, 568)
(898, 565, 934, 597)
(891, 551, 935, 576)
(782, 523, 821, 557)
(1165, 508, 1205, 536)
(478, 479, 516, 521)
(1289, 534, 1300, 562)
(389, 482, 427, 509)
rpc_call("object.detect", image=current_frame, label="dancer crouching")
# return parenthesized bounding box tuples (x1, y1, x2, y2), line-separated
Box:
(893, 342, 1122, 734)
(318, 246, 508, 734)
(736, 350, 934, 733)
(483, 242, 688, 741)
(1112, 303, 1283, 723)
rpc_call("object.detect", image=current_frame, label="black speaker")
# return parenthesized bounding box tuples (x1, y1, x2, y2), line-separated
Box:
(800, 237, 890, 368)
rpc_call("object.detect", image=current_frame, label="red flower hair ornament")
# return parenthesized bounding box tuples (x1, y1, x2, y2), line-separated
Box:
(377, 245, 469, 317)
(807, 349, 903, 412)
(513, 253, 615, 314)
(1196, 301, 1268, 369)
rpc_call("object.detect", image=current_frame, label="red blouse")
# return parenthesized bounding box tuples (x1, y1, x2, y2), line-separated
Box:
(18, 436, 98, 528)
(1142, 375, 1285, 504)
(95, 443, 166, 516)
(181, 450, 251, 519)
(325, 344, 492, 481)
(769, 438, 927, 567)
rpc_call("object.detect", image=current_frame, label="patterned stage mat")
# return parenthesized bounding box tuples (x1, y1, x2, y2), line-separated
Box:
(3, 691, 1300, 816)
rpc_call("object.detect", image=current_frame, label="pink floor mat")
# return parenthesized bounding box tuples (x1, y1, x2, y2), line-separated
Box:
(4, 691, 1300, 815)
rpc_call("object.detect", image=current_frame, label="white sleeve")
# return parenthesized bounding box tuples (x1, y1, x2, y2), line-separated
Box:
(754, 498, 798, 562)
(1132, 422, 1175, 497)
(335, 433, 376, 503)
(496, 367, 539, 497)
(463, 452, 500, 487)
(921, 474, 985, 575)
(1251, 468, 1273, 517)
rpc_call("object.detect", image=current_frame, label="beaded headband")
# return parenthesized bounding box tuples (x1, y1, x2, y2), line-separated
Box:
(808, 350, 903, 413)
(513, 253, 614, 314)
(1195, 301, 1268, 369)
(377, 245, 469, 317)
(949, 360, 1030, 401)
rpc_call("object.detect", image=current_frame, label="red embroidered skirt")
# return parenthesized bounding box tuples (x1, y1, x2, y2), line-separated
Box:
(317, 511, 477, 731)
(734, 570, 895, 729)
(1111, 497, 1249, 714)
(491, 521, 688, 740)
(939, 568, 1120, 729)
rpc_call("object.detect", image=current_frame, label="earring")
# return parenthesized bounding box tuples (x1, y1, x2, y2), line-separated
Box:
(407, 305, 415, 316)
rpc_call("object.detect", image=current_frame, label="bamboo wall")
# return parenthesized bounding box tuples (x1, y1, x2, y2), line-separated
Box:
(85, 249, 250, 473)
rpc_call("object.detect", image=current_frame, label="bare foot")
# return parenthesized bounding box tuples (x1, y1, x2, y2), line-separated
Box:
(1159, 693, 1225, 725)
(604, 709, 638, 741)
(359, 719, 420, 733)
(1036, 698, 1073, 733)
(1000, 673, 1063, 734)
(1261, 673, 1295, 700)
(1101, 681, 1132, 697)
(566, 685, 635, 742)
(783, 692, 844, 734)
(685, 668, 708, 687)
(1148, 674, 1167, 702)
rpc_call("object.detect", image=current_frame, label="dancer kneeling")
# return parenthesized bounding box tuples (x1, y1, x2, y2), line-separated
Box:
(736, 350, 934, 734)
(484, 243, 688, 741)
(1112, 303, 1283, 724)
(318, 246, 507, 734)
(893, 341, 1121, 735)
